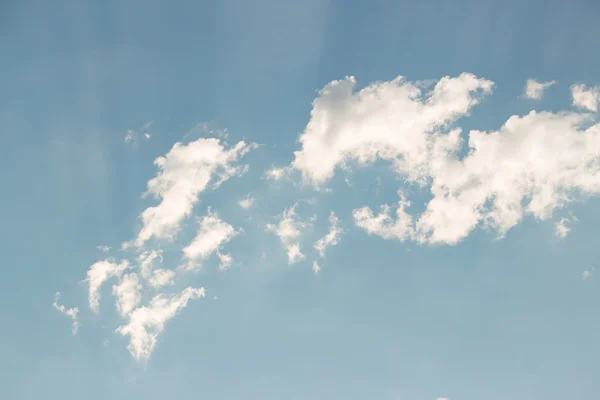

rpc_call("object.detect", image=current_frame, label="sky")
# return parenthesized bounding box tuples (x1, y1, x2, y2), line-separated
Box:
(1, 0, 600, 399)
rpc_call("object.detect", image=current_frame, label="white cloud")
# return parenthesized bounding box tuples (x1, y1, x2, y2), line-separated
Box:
(112, 273, 142, 317)
(96, 245, 111, 253)
(554, 219, 570, 239)
(437, 397, 449, 400)
(291, 73, 494, 185)
(137, 249, 174, 287)
(265, 167, 288, 180)
(583, 269, 593, 280)
(523, 79, 556, 100)
(571, 84, 599, 112)
(353, 190, 415, 242)
(148, 269, 175, 288)
(238, 196, 256, 209)
(555, 215, 577, 239)
(52, 292, 79, 335)
(266, 204, 307, 264)
(116, 287, 205, 360)
(216, 251, 233, 271)
(414, 111, 600, 244)
(131, 138, 255, 247)
(294, 74, 600, 244)
(85, 259, 129, 312)
(312, 261, 321, 274)
(266, 204, 304, 242)
(138, 250, 163, 280)
(286, 243, 305, 264)
(181, 210, 240, 270)
(314, 211, 343, 257)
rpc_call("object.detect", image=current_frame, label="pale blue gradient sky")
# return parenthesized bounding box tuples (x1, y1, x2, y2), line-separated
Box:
(1, 1, 600, 399)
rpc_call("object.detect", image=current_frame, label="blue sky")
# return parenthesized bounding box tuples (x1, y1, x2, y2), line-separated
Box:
(2, 0, 600, 399)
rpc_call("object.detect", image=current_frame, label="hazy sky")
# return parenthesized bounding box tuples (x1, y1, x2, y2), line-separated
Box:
(2, 1, 600, 399)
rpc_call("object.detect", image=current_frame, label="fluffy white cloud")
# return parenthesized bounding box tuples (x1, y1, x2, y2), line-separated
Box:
(264, 167, 288, 180)
(353, 190, 415, 241)
(132, 138, 255, 247)
(286, 243, 305, 264)
(148, 269, 176, 288)
(295, 73, 600, 244)
(314, 211, 343, 257)
(85, 259, 129, 312)
(571, 84, 599, 112)
(523, 79, 556, 100)
(582, 269, 594, 280)
(238, 196, 256, 209)
(416, 111, 600, 244)
(291, 73, 493, 185)
(353, 111, 600, 244)
(96, 245, 111, 253)
(266, 205, 307, 264)
(266, 205, 304, 242)
(52, 292, 79, 335)
(113, 273, 142, 317)
(181, 210, 240, 270)
(116, 287, 205, 360)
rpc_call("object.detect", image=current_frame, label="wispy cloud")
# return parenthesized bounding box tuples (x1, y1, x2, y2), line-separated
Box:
(312, 261, 321, 274)
(129, 138, 256, 247)
(314, 211, 343, 258)
(113, 273, 142, 317)
(238, 196, 256, 209)
(181, 209, 240, 271)
(116, 287, 206, 360)
(264, 167, 288, 180)
(523, 79, 556, 100)
(52, 292, 79, 335)
(85, 259, 129, 313)
(266, 204, 307, 264)
(125, 120, 153, 143)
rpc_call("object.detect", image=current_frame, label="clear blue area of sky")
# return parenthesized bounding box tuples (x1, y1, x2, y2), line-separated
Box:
(1, 1, 599, 399)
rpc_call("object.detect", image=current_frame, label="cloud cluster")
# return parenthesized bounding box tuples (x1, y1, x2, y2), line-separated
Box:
(56, 73, 600, 363)
(77, 137, 253, 360)
(291, 73, 600, 244)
